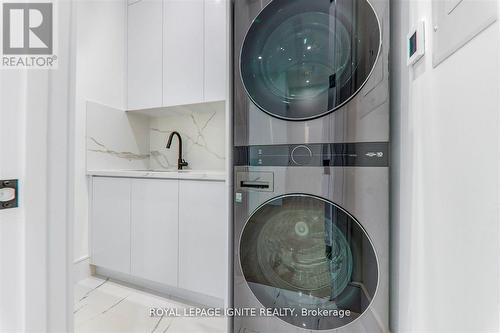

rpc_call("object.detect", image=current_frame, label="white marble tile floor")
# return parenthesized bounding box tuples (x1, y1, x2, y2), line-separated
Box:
(74, 277, 227, 333)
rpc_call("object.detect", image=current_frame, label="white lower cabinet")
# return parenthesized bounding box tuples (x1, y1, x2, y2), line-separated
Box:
(131, 179, 179, 286)
(91, 177, 131, 274)
(90, 176, 226, 301)
(178, 180, 226, 299)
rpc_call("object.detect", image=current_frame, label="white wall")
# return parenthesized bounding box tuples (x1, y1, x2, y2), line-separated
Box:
(74, 0, 127, 263)
(391, 1, 500, 332)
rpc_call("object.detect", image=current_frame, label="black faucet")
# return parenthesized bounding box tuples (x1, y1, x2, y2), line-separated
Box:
(166, 131, 189, 170)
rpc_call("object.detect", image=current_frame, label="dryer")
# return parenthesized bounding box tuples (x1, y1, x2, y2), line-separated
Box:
(234, 0, 389, 146)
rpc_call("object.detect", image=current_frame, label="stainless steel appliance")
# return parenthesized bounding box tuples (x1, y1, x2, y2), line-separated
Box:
(233, 0, 389, 332)
(234, 0, 389, 146)
(233, 144, 389, 332)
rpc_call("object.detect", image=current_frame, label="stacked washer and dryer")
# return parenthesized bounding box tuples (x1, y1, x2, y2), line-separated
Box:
(233, 0, 389, 332)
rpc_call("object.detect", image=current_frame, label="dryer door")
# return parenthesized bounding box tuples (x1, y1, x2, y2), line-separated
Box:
(239, 194, 378, 330)
(240, 0, 381, 121)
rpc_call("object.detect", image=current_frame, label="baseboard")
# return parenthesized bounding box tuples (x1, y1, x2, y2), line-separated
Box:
(95, 266, 225, 308)
(73, 255, 91, 283)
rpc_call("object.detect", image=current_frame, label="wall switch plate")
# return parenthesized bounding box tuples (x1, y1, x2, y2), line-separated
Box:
(0, 179, 18, 209)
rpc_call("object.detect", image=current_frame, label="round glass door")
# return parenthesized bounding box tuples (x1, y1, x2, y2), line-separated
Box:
(240, 195, 378, 330)
(240, 0, 381, 120)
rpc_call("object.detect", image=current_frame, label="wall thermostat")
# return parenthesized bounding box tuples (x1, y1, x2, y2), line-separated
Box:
(407, 20, 425, 66)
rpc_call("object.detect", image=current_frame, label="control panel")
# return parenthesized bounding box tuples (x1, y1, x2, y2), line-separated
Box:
(235, 142, 389, 168)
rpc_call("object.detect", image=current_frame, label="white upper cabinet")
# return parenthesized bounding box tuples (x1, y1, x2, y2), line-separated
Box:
(204, 0, 227, 102)
(127, 0, 163, 110)
(163, 0, 204, 106)
(127, 0, 227, 109)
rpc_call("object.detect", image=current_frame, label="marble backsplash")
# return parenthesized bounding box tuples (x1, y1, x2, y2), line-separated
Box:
(86, 102, 150, 170)
(149, 102, 226, 171)
(86, 101, 226, 171)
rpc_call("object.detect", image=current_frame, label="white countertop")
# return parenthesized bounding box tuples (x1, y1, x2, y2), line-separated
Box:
(87, 169, 226, 181)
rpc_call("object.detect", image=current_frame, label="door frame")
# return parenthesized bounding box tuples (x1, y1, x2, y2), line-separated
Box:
(23, 0, 77, 331)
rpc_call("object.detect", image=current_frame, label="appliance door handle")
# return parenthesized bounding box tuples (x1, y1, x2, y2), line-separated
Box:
(240, 181, 270, 189)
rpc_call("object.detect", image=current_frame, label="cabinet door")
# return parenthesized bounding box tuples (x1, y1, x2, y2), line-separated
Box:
(91, 177, 131, 274)
(127, 0, 163, 109)
(163, 0, 204, 106)
(179, 180, 226, 299)
(204, 0, 227, 102)
(131, 179, 179, 286)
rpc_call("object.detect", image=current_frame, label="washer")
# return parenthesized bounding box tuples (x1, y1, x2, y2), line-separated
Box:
(233, 0, 389, 332)
(233, 144, 389, 333)
(234, 0, 389, 146)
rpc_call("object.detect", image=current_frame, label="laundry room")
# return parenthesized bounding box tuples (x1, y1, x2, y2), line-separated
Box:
(0, 0, 499, 333)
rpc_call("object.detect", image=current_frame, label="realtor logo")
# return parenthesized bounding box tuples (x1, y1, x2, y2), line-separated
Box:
(3, 3, 52, 54)
(2, 2, 57, 68)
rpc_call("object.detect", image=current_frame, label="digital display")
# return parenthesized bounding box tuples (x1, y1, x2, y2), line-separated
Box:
(409, 32, 417, 57)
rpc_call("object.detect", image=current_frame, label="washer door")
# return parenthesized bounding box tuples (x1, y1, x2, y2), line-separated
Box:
(240, 194, 378, 330)
(240, 0, 381, 121)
